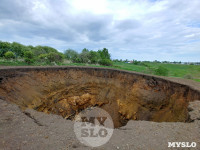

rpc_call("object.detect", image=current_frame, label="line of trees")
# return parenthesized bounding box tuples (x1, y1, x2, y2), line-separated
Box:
(0, 41, 112, 66)
(64, 48, 112, 66)
(0, 41, 64, 64)
(113, 59, 200, 65)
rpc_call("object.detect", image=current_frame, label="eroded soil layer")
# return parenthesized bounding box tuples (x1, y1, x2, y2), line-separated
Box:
(0, 66, 200, 127)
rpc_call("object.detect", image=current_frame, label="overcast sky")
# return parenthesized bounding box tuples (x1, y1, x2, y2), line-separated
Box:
(0, 0, 200, 61)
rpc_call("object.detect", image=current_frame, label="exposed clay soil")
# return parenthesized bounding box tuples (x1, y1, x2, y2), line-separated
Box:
(0, 66, 200, 149)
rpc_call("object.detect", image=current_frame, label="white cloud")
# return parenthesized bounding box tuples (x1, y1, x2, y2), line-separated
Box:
(0, 0, 200, 61)
(70, 0, 109, 14)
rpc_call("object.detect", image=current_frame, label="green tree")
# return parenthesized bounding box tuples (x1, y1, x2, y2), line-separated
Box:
(79, 48, 90, 63)
(38, 54, 48, 62)
(4, 51, 15, 59)
(42, 46, 57, 53)
(89, 51, 101, 64)
(46, 52, 64, 63)
(82, 48, 89, 53)
(99, 59, 113, 66)
(98, 48, 111, 60)
(0, 41, 12, 57)
(24, 51, 34, 59)
(24, 51, 34, 64)
(97, 48, 112, 66)
(11, 42, 26, 57)
(32, 46, 58, 56)
(64, 49, 80, 62)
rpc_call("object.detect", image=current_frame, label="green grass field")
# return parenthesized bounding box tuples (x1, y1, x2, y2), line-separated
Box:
(0, 59, 200, 82)
(113, 62, 200, 82)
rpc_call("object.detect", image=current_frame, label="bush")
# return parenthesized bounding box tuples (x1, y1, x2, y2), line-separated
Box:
(89, 51, 101, 64)
(11, 42, 26, 57)
(155, 66, 169, 76)
(79, 49, 90, 63)
(98, 48, 111, 60)
(32, 45, 58, 56)
(184, 74, 194, 79)
(46, 52, 63, 63)
(24, 58, 34, 64)
(24, 51, 34, 64)
(133, 61, 140, 65)
(24, 51, 34, 59)
(64, 49, 78, 59)
(64, 49, 80, 63)
(4, 51, 15, 59)
(38, 54, 48, 62)
(0, 41, 12, 57)
(99, 59, 113, 66)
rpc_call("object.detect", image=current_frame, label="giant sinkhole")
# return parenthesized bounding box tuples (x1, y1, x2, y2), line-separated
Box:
(0, 67, 200, 128)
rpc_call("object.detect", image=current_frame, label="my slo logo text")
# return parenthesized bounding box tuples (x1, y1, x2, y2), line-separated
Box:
(168, 142, 196, 148)
(81, 116, 108, 138)
(74, 107, 114, 147)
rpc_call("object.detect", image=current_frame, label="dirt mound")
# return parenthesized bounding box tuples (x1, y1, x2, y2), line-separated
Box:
(0, 66, 200, 128)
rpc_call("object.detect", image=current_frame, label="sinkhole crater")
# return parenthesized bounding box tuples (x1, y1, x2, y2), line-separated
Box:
(0, 67, 200, 128)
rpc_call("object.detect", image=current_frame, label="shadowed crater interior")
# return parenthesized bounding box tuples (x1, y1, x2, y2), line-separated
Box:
(0, 67, 200, 128)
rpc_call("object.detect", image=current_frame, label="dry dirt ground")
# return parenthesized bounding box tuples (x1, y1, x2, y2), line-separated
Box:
(1, 98, 200, 150)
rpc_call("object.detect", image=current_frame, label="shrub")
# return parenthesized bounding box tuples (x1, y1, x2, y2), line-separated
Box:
(98, 48, 111, 60)
(38, 54, 48, 62)
(0, 41, 12, 57)
(155, 66, 169, 76)
(4, 51, 15, 59)
(99, 59, 113, 66)
(24, 51, 34, 64)
(79, 50, 90, 63)
(24, 51, 34, 59)
(24, 58, 34, 64)
(133, 61, 140, 65)
(184, 74, 194, 79)
(11, 42, 26, 57)
(32, 45, 58, 56)
(64, 49, 79, 59)
(46, 52, 64, 63)
(89, 51, 101, 64)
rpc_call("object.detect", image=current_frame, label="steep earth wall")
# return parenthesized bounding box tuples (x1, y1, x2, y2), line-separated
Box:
(0, 66, 200, 127)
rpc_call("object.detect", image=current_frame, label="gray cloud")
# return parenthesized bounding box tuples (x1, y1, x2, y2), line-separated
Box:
(0, 0, 30, 20)
(115, 19, 141, 31)
(0, 0, 200, 61)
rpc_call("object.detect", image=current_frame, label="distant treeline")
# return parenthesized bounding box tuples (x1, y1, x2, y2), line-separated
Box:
(64, 48, 112, 66)
(1, 41, 198, 66)
(0, 41, 112, 66)
(113, 59, 200, 65)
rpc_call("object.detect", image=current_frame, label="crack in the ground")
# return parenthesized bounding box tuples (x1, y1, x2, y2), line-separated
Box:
(23, 111, 44, 126)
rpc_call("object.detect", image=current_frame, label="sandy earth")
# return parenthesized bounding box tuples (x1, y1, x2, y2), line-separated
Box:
(0, 98, 200, 150)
